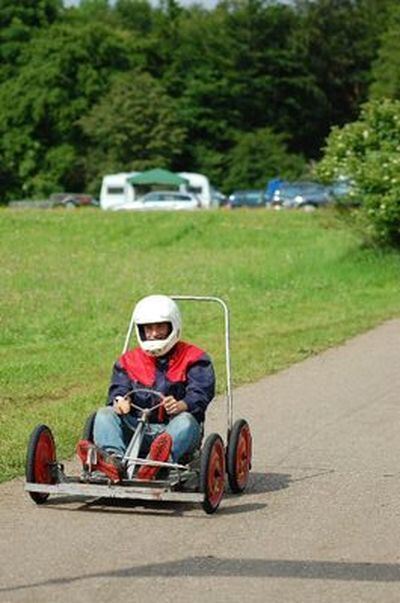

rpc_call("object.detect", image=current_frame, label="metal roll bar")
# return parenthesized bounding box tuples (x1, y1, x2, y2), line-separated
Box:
(122, 295, 233, 432)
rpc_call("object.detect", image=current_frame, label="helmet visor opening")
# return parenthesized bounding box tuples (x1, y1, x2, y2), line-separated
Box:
(138, 321, 173, 341)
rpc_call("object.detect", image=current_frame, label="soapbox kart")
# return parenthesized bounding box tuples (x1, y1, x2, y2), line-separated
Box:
(25, 296, 252, 514)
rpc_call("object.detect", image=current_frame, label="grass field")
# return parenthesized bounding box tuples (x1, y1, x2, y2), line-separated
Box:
(1, 207, 399, 482)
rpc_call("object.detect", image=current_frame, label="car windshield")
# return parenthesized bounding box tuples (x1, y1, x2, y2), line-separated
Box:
(232, 191, 262, 204)
(143, 192, 193, 203)
(278, 183, 326, 197)
(245, 192, 262, 204)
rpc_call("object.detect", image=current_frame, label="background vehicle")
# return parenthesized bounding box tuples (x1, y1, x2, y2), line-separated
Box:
(25, 296, 252, 515)
(228, 190, 267, 209)
(9, 195, 98, 209)
(99, 172, 139, 210)
(100, 171, 213, 210)
(178, 172, 213, 208)
(112, 190, 201, 211)
(270, 182, 333, 211)
(50, 193, 98, 208)
(329, 178, 360, 207)
(210, 187, 228, 208)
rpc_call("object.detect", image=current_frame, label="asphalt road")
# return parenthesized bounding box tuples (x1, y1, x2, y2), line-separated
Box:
(1, 320, 399, 603)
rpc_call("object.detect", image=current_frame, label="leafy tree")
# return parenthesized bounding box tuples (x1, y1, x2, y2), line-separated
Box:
(223, 0, 322, 138)
(0, 0, 62, 80)
(370, 3, 400, 99)
(0, 0, 396, 202)
(147, 4, 239, 184)
(0, 20, 139, 200)
(150, 1, 317, 185)
(317, 98, 400, 247)
(295, 0, 393, 155)
(79, 71, 187, 191)
(115, 0, 155, 35)
(223, 127, 305, 192)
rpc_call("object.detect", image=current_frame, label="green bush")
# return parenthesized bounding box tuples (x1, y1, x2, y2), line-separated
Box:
(317, 98, 400, 247)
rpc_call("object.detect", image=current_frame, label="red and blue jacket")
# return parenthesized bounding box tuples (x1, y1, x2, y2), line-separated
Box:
(107, 341, 215, 424)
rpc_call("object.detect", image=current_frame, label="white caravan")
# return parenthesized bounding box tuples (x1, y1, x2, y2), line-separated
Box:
(178, 172, 212, 208)
(99, 172, 139, 210)
(100, 171, 214, 210)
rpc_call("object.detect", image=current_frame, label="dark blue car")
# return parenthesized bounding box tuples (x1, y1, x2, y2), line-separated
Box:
(228, 190, 267, 209)
(270, 182, 333, 211)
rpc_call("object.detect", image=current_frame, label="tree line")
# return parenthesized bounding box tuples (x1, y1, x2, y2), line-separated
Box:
(0, 0, 398, 203)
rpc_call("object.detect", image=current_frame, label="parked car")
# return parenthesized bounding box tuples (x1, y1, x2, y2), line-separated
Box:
(112, 191, 201, 211)
(270, 182, 333, 211)
(8, 199, 54, 209)
(50, 193, 99, 208)
(329, 178, 360, 207)
(228, 190, 267, 209)
(8, 195, 99, 209)
(210, 188, 228, 208)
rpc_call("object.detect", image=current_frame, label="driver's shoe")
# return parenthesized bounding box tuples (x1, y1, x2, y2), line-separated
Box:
(76, 439, 123, 483)
(136, 433, 173, 480)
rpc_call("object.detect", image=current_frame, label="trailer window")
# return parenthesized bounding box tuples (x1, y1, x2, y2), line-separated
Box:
(188, 186, 202, 195)
(107, 187, 124, 195)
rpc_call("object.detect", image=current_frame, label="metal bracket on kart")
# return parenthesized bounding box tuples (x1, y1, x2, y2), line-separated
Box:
(25, 296, 252, 514)
(79, 389, 202, 487)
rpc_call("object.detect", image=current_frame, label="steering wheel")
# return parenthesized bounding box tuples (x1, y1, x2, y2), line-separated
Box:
(124, 388, 165, 415)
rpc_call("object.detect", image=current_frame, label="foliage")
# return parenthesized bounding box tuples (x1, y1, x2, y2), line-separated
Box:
(115, 0, 155, 35)
(223, 0, 324, 157)
(294, 0, 392, 156)
(223, 127, 306, 191)
(0, 0, 395, 206)
(370, 3, 400, 99)
(0, 20, 138, 200)
(79, 71, 187, 191)
(0, 0, 62, 81)
(317, 98, 400, 247)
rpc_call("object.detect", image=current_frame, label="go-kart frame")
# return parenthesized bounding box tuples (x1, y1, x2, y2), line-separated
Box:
(25, 296, 252, 514)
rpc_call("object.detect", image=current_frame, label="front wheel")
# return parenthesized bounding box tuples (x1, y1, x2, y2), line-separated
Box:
(200, 433, 225, 514)
(227, 419, 252, 493)
(300, 203, 317, 212)
(26, 424, 57, 504)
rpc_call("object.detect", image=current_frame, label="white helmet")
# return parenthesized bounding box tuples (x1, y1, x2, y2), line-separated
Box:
(133, 295, 182, 357)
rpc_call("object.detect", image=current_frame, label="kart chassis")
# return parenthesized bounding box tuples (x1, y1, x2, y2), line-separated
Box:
(25, 296, 251, 513)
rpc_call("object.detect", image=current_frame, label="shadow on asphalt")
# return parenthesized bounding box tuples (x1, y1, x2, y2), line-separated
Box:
(2, 556, 400, 595)
(248, 471, 292, 493)
(39, 495, 267, 517)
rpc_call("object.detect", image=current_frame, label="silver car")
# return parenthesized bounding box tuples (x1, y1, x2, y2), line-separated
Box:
(112, 191, 201, 211)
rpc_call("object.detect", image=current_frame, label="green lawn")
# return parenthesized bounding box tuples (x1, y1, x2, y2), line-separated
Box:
(1, 207, 399, 482)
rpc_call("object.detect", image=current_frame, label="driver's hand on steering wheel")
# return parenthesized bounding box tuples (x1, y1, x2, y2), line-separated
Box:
(113, 395, 131, 415)
(163, 396, 188, 416)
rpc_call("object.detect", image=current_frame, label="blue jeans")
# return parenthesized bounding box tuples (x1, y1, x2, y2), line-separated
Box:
(93, 407, 201, 462)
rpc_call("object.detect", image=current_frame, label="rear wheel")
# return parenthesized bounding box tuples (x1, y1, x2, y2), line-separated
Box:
(200, 433, 225, 514)
(63, 198, 77, 209)
(227, 419, 252, 493)
(26, 424, 56, 504)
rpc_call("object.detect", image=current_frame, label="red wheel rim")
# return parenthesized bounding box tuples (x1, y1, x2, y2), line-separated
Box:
(235, 425, 251, 489)
(207, 440, 225, 508)
(34, 431, 55, 484)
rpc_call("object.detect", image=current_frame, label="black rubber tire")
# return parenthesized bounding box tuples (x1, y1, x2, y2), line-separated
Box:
(227, 419, 252, 493)
(82, 411, 97, 442)
(26, 424, 56, 504)
(199, 433, 225, 514)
